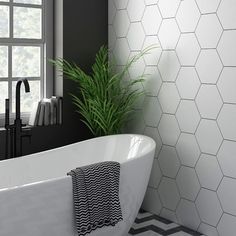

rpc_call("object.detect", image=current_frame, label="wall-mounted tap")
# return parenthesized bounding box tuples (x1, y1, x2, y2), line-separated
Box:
(5, 78, 32, 158)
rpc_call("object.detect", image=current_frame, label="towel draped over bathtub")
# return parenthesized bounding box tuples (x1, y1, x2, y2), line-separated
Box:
(68, 161, 123, 236)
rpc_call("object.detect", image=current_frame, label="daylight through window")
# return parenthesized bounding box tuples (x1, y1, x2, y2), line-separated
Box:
(0, 0, 52, 118)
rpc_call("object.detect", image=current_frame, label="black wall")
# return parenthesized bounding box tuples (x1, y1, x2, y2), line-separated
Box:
(0, 0, 108, 160)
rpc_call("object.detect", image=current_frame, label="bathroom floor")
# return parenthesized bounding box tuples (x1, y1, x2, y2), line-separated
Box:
(128, 211, 204, 236)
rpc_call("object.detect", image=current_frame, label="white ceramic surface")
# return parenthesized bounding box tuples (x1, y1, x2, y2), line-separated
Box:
(109, 0, 236, 234)
(0, 134, 156, 236)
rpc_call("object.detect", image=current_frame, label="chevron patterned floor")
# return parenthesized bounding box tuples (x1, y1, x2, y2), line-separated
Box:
(128, 211, 204, 236)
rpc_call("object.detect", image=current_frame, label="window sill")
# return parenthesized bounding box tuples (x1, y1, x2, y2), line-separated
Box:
(0, 113, 30, 128)
(0, 124, 32, 131)
(0, 124, 62, 133)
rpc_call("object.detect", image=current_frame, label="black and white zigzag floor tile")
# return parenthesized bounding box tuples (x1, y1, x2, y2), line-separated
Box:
(128, 211, 204, 236)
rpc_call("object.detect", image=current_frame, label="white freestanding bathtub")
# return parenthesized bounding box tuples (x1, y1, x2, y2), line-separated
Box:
(0, 134, 155, 236)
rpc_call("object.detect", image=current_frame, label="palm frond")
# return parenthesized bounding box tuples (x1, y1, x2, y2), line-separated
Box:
(51, 45, 156, 136)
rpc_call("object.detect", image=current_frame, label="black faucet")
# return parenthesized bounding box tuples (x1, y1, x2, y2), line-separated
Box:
(16, 78, 30, 120)
(5, 78, 32, 158)
(15, 78, 31, 157)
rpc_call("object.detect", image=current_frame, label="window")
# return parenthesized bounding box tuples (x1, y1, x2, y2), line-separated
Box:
(0, 0, 53, 123)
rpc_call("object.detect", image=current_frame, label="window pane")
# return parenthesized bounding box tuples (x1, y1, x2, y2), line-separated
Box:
(0, 0, 9, 2)
(13, 0, 42, 5)
(12, 46, 40, 77)
(12, 80, 40, 113)
(0, 6, 9, 38)
(0, 82, 8, 113)
(14, 7, 42, 39)
(0, 46, 8, 77)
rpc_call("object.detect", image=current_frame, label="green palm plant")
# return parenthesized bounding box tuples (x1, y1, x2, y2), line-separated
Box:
(51, 45, 154, 137)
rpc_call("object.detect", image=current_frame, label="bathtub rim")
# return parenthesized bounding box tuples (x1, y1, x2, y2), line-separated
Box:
(0, 134, 156, 192)
(1, 133, 156, 164)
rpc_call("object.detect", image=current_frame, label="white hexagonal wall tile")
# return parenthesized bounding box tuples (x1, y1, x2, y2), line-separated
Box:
(176, 199, 200, 230)
(113, 10, 130, 38)
(127, 23, 145, 51)
(148, 159, 162, 188)
(176, 33, 200, 66)
(132, 85, 145, 110)
(218, 104, 236, 141)
(195, 0, 221, 13)
(113, 38, 130, 65)
(159, 19, 180, 50)
(143, 66, 162, 97)
(108, 25, 116, 50)
(218, 177, 236, 216)
(143, 96, 162, 127)
(128, 53, 145, 109)
(127, 0, 145, 22)
(176, 166, 200, 201)
(113, 0, 128, 9)
(218, 30, 236, 66)
(196, 120, 223, 155)
(158, 51, 180, 82)
(196, 85, 223, 119)
(217, 214, 236, 236)
(176, 133, 200, 167)
(176, 0, 200, 33)
(143, 36, 162, 66)
(158, 145, 180, 178)
(144, 126, 162, 157)
(198, 223, 219, 236)
(158, 177, 180, 211)
(158, 114, 180, 146)
(160, 208, 178, 223)
(142, 187, 162, 215)
(176, 100, 200, 133)
(196, 49, 223, 84)
(158, 0, 180, 18)
(142, 5, 162, 35)
(158, 83, 180, 114)
(109, 1, 236, 231)
(196, 154, 223, 191)
(108, 0, 116, 24)
(112, 65, 127, 75)
(176, 67, 200, 99)
(196, 14, 222, 48)
(218, 0, 236, 29)
(218, 68, 236, 103)
(218, 140, 236, 178)
(196, 189, 223, 226)
(126, 110, 145, 134)
(128, 52, 146, 79)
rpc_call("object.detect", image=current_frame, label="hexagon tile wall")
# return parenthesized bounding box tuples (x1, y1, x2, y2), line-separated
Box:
(109, 0, 236, 235)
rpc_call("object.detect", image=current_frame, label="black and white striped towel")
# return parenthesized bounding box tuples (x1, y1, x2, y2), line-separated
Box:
(68, 161, 123, 236)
